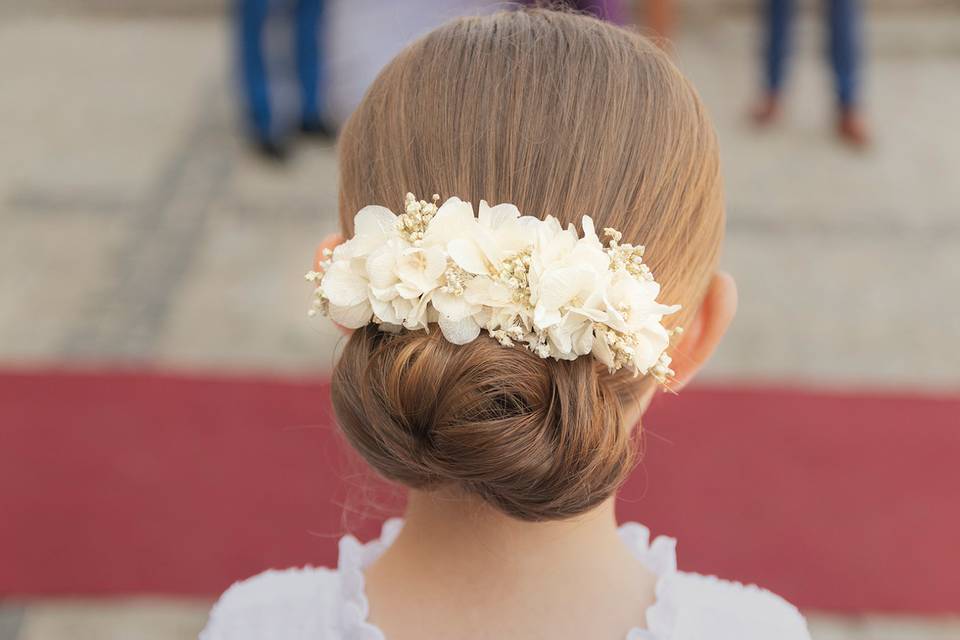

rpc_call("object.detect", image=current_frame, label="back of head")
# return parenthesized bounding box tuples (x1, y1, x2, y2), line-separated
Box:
(331, 9, 724, 522)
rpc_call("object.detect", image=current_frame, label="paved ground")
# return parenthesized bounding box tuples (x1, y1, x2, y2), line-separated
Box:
(1, 6, 958, 640)
(1, 11, 959, 388)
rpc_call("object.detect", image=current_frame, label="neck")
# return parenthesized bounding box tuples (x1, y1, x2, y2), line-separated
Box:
(397, 489, 625, 564)
(364, 489, 658, 637)
(373, 489, 650, 592)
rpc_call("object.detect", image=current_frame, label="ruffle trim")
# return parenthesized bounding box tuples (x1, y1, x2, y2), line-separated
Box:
(647, 572, 810, 640)
(618, 523, 678, 640)
(335, 518, 403, 640)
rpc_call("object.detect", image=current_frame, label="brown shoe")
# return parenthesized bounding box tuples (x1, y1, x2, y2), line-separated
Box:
(751, 94, 781, 126)
(837, 108, 870, 148)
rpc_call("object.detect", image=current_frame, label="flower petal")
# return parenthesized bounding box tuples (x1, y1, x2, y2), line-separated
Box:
(422, 197, 474, 245)
(438, 314, 481, 345)
(591, 331, 616, 369)
(464, 277, 512, 307)
(329, 300, 372, 328)
(534, 267, 595, 318)
(366, 245, 399, 290)
(432, 290, 479, 321)
(321, 261, 368, 307)
(354, 205, 398, 238)
(479, 201, 520, 228)
(571, 321, 595, 355)
(396, 247, 445, 294)
(448, 238, 489, 275)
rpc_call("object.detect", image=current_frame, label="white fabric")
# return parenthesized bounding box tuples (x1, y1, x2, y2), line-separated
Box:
(201, 519, 811, 640)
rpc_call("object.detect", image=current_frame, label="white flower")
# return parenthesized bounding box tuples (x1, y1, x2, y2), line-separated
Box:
(320, 260, 372, 328)
(546, 310, 597, 358)
(603, 272, 679, 334)
(365, 238, 404, 297)
(395, 246, 446, 298)
(426, 198, 537, 276)
(309, 195, 681, 382)
(477, 200, 539, 255)
(534, 267, 592, 327)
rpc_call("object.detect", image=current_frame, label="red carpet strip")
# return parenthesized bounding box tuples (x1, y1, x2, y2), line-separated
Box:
(1, 369, 957, 613)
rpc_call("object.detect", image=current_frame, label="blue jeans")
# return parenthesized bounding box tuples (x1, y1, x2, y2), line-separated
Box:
(236, 0, 325, 142)
(763, 0, 861, 108)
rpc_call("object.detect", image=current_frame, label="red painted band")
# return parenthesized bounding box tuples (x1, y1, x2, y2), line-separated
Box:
(1, 369, 957, 612)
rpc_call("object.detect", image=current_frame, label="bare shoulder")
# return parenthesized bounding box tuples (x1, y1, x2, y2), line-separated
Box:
(200, 566, 339, 639)
(647, 571, 811, 640)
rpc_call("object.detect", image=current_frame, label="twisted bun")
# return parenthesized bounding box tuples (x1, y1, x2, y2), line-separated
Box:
(331, 325, 635, 521)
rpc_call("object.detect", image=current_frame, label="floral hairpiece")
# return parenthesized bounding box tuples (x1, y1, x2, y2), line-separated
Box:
(306, 193, 682, 384)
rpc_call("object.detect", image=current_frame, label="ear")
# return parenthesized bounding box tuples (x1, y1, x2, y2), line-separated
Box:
(670, 271, 737, 391)
(313, 233, 352, 336)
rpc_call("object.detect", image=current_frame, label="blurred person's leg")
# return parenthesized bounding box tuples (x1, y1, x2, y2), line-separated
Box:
(752, 0, 793, 124)
(237, 0, 287, 158)
(295, 0, 332, 137)
(827, 0, 869, 146)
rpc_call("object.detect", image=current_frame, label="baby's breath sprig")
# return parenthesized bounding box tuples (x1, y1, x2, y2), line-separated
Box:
(650, 352, 676, 385)
(594, 324, 640, 373)
(441, 260, 470, 296)
(604, 227, 653, 281)
(593, 323, 682, 388)
(495, 248, 533, 306)
(489, 325, 527, 348)
(304, 249, 333, 317)
(396, 192, 440, 243)
(305, 276, 328, 318)
(653, 327, 686, 390)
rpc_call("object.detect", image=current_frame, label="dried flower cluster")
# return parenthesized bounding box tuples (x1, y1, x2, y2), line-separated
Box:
(307, 194, 681, 383)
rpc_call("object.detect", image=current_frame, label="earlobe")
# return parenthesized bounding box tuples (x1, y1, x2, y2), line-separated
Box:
(669, 271, 738, 391)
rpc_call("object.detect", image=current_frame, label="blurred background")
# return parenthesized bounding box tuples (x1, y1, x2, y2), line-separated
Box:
(1, 0, 958, 638)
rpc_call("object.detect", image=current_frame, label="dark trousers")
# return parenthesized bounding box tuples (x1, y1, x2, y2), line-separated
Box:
(763, 0, 861, 108)
(236, 0, 324, 142)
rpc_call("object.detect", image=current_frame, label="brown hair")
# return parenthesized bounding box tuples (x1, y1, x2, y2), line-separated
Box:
(331, 9, 723, 521)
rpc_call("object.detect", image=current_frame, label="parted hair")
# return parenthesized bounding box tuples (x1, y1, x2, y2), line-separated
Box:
(330, 9, 724, 521)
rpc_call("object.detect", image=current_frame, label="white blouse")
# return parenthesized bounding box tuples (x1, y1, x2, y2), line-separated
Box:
(201, 519, 811, 640)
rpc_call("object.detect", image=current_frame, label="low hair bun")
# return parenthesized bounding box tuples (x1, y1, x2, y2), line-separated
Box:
(331, 325, 636, 521)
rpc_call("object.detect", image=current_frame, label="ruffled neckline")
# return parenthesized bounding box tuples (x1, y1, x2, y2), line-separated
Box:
(335, 518, 679, 640)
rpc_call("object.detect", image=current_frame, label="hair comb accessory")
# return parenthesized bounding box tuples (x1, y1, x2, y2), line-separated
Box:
(306, 194, 682, 384)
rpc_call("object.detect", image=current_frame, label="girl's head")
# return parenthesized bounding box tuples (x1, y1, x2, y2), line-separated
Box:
(327, 9, 732, 522)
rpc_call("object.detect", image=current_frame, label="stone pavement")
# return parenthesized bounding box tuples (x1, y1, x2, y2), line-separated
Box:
(1, 7, 958, 640)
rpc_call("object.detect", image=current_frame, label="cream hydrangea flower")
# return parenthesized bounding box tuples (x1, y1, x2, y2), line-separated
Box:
(308, 194, 682, 384)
